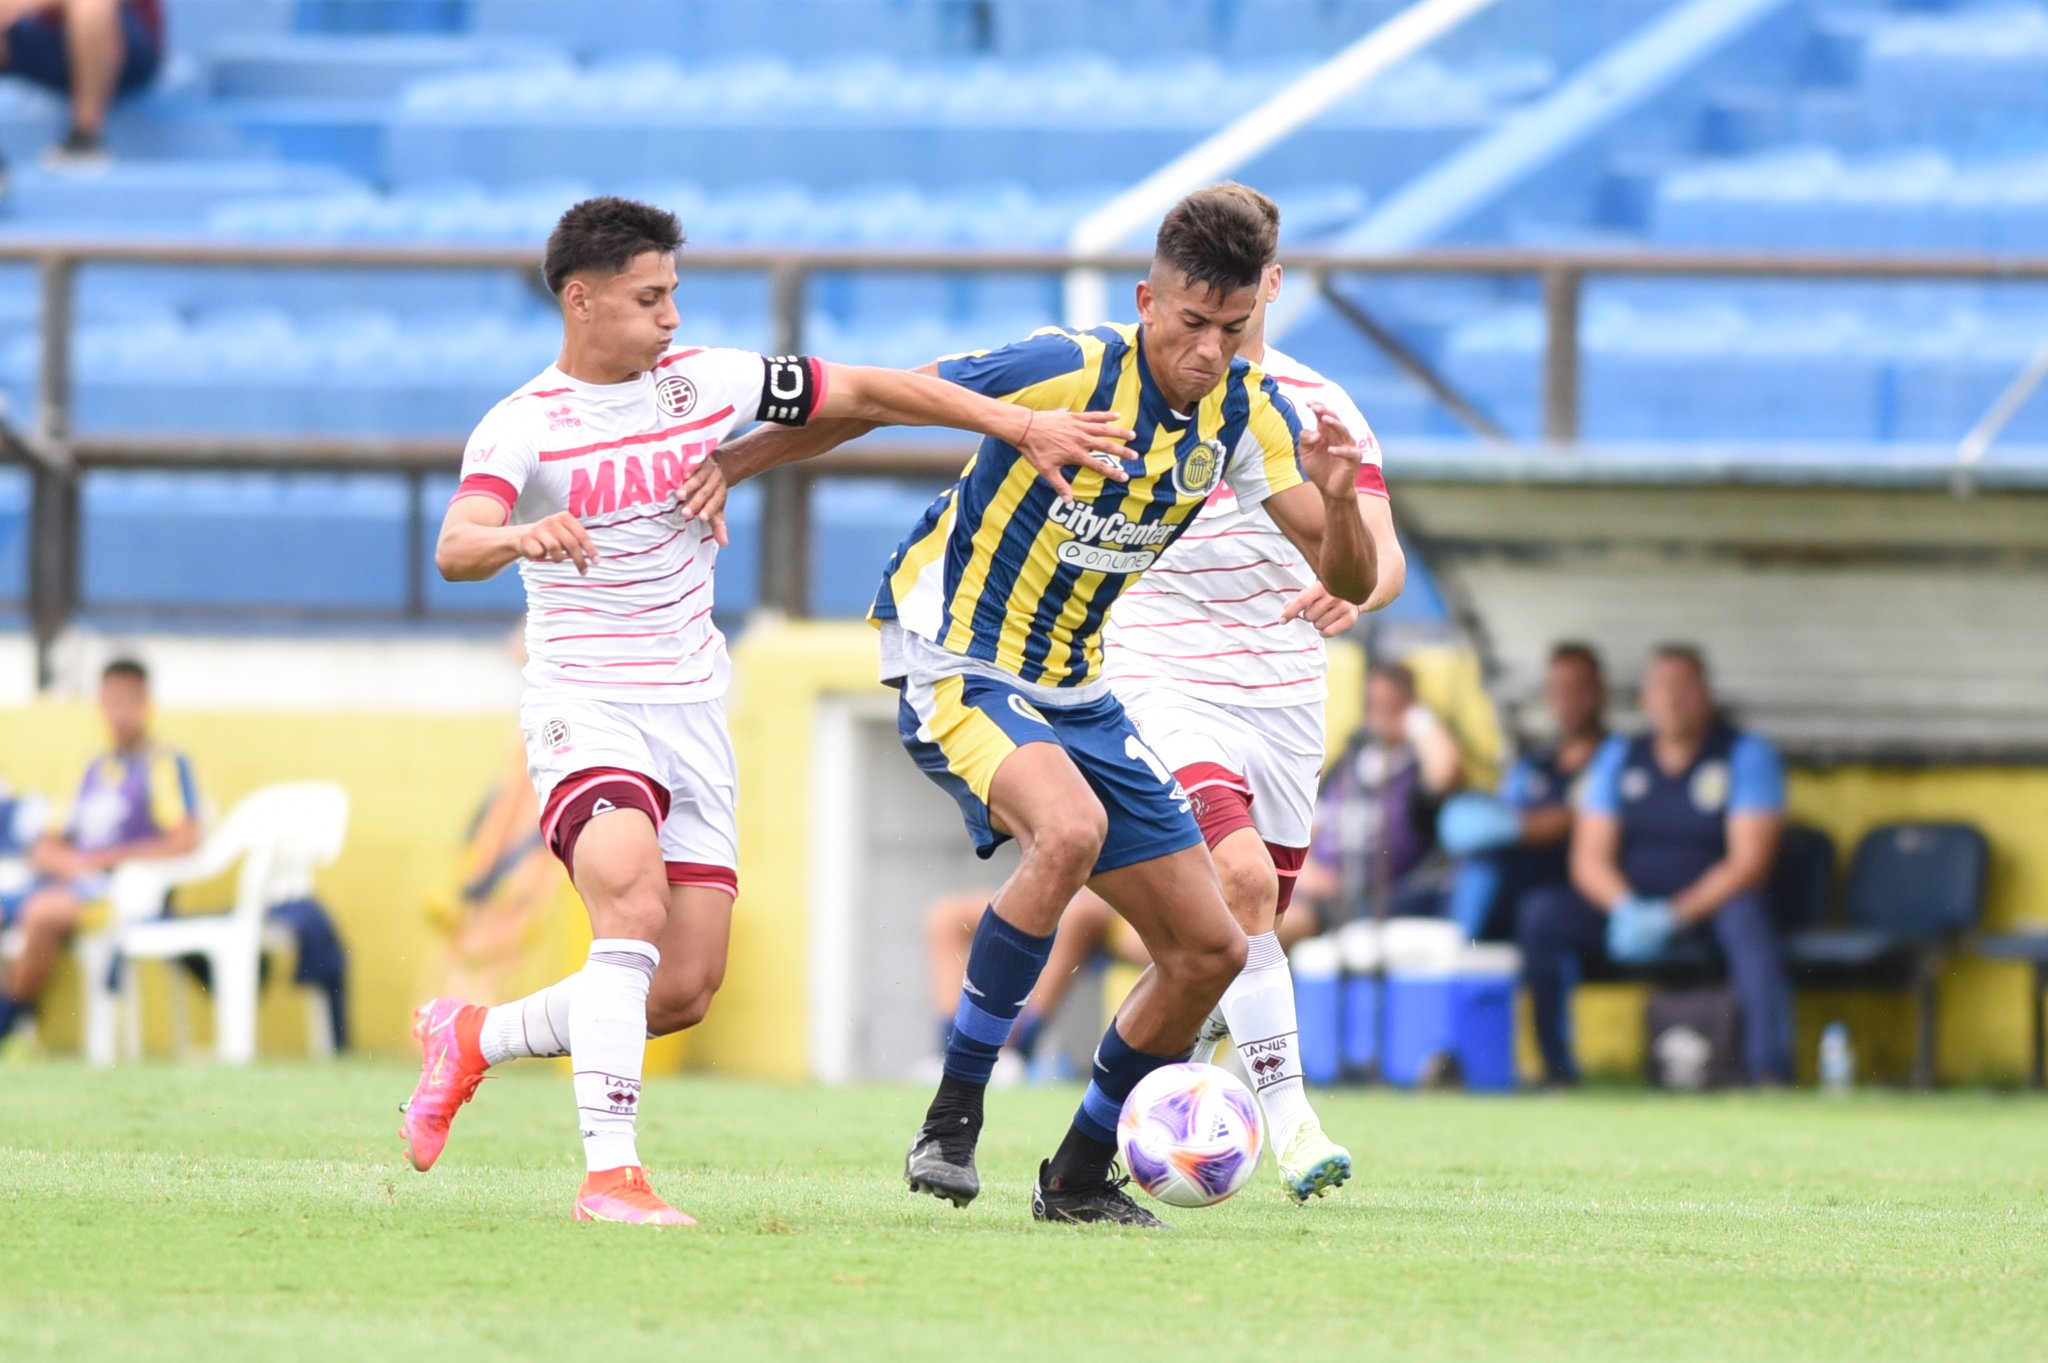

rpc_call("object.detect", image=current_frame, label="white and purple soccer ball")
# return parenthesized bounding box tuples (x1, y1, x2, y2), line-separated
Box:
(1116, 1062, 1265, 1208)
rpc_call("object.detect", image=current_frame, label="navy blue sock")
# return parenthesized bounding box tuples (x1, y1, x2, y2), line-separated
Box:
(942, 907, 1054, 1086)
(0, 992, 21, 1038)
(1075, 1021, 1182, 1144)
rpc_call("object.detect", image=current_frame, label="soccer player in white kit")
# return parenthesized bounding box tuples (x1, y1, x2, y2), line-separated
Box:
(399, 197, 1135, 1225)
(1102, 184, 1407, 1202)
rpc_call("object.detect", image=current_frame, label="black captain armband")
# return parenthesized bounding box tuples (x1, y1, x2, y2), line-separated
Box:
(757, 354, 825, 427)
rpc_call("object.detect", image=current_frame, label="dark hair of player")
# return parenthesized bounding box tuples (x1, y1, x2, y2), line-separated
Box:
(542, 197, 686, 296)
(1549, 640, 1604, 678)
(1650, 642, 1710, 682)
(102, 657, 148, 685)
(1154, 182, 1280, 295)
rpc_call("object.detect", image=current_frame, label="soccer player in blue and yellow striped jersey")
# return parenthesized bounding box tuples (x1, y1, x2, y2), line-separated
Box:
(720, 184, 1376, 1225)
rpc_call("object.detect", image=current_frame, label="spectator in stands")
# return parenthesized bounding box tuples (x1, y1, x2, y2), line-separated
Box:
(1438, 642, 1609, 940)
(0, 657, 199, 1045)
(0, 0, 164, 180)
(1518, 644, 1791, 1087)
(1293, 662, 1464, 930)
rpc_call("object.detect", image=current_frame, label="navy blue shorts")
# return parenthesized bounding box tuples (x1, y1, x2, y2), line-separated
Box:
(895, 671, 1202, 875)
(4, 8, 162, 98)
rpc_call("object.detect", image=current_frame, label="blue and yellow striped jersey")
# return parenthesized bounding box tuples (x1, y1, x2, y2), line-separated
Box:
(871, 322, 1306, 688)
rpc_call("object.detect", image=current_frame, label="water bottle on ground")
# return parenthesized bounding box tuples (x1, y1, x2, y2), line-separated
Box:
(1819, 1022, 1853, 1096)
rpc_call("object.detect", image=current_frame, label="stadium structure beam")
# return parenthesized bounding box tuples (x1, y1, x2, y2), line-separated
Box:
(1314, 278, 1506, 441)
(757, 265, 814, 619)
(1059, 0, 1502, 327)
(8, 240, 2048, 653)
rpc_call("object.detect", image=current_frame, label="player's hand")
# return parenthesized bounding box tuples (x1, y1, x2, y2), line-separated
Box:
(1015, 408, 1136, 501)
(1298, 401, 1365, 503)
(515, 511, 597, 574)
(684, 454, 730, 547)
(1280, 583, 1360, 637)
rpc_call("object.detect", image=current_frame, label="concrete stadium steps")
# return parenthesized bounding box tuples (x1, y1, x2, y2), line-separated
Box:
(378, 52, 1540, 194)
(205, 34, 562, 100)
(1398, 468, 2048, 751)
(1434, 297, 2048, 444)
(459, 0, 1666, 67)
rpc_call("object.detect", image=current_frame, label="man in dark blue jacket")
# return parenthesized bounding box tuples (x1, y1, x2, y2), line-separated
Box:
(1518, 645, 1791, 1086)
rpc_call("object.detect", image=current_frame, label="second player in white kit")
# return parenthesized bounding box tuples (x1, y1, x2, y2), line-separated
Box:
(1101, 209, 1406, 1201)
(459, 344, 823, 895)
(401, 196, 1138, 1226)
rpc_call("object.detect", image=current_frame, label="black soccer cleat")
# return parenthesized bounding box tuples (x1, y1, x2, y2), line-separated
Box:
(905, 1117, 981, 1207)
(1029, 1160, 1168, 1228)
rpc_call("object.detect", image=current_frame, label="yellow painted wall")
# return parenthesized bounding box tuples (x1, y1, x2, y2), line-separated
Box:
(9, 632, 2042, 1086)
(3, 704, 513, 1056)
(1513, 766, 2048, 1086)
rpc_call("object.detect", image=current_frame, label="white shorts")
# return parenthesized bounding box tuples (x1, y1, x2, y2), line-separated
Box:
(520, 691, 739, 893)
(1113, 684, 1324, 850)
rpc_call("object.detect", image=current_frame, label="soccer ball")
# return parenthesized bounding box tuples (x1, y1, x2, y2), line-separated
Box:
(1116, 1062, 1265, 1207)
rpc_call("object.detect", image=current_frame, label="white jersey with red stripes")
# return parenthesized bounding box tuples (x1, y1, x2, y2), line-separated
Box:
(1102, 344, 1387, 708)
(453, 344, 824, 703)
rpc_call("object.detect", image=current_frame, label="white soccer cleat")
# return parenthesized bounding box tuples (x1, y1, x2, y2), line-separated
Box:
(1277, 1119, 1352, 1204)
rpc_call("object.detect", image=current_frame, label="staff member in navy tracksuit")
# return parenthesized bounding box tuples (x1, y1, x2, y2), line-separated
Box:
(1439, 641, 1609, 941)
(1518, 644, 1792, 1086)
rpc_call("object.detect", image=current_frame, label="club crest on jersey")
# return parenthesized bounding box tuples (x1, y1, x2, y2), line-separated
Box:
(1173, 438, 1224, 499)
(542, 718, 570, 752)
(655, 374, 697, 419)
(1691, 760, 1731, 814)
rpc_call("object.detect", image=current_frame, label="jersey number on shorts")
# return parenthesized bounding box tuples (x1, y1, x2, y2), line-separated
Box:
(1125, 734, 1193, 811)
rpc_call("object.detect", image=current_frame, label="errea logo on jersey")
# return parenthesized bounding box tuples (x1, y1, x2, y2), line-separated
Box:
(1048, 499, 1174, 574)
(546, 405, 582, 431)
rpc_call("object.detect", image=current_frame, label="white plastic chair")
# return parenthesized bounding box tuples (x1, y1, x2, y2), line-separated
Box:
(100, 782, 350, 1065)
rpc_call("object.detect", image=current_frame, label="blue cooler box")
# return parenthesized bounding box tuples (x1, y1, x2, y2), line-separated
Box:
(1383, 938, 1521, 1091)
(1290, 935, 1343, 1085)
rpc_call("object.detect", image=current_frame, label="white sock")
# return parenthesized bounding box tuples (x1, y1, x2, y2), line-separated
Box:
(1221, 931, 1315, 1140)
(1189, 1004, 1229, 1064)
(570, 938, 660, 1173)
(479, 977, 576, 1065)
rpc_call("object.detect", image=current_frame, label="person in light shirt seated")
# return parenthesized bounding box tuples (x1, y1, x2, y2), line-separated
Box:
(1292, 662, 1464, 931)
(0, 657, 200, 1045)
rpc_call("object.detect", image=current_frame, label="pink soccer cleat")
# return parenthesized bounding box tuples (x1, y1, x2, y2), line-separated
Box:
(399, 998, 488, 1172)
(572, 1166, 697, 1226)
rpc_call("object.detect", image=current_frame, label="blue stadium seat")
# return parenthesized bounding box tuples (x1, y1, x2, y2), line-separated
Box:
(207, 35, 562, 99)
(0, 161, 365, 230)
(1786, 820, 1990, 1088)
(809, 478, 954, 617)
(0, 466, 26, 603)
(82, 471, 411, 610)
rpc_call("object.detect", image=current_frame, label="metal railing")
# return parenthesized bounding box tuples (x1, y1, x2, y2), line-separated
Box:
(4, 239, 2048, 680)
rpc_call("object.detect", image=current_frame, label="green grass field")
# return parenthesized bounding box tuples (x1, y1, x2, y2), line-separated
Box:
(1, 1062, 2043, 1362)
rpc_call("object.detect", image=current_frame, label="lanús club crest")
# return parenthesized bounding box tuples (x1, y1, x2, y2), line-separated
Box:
(655, 374, 697, 419)
(1173, 437, 1225, 498)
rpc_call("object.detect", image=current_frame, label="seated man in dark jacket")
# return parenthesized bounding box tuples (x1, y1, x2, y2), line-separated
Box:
(1440, 641, 1609, 940)
(1518, 644, 1791, 1086)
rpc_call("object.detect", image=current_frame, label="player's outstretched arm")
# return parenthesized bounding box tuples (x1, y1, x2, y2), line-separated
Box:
(1264, 400, 1375, 605)
(1280, 494, 1407, 634)
(435, 495, 596, 581)
(814, 363, 1134, 501)
(714, 416, 883, 487)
